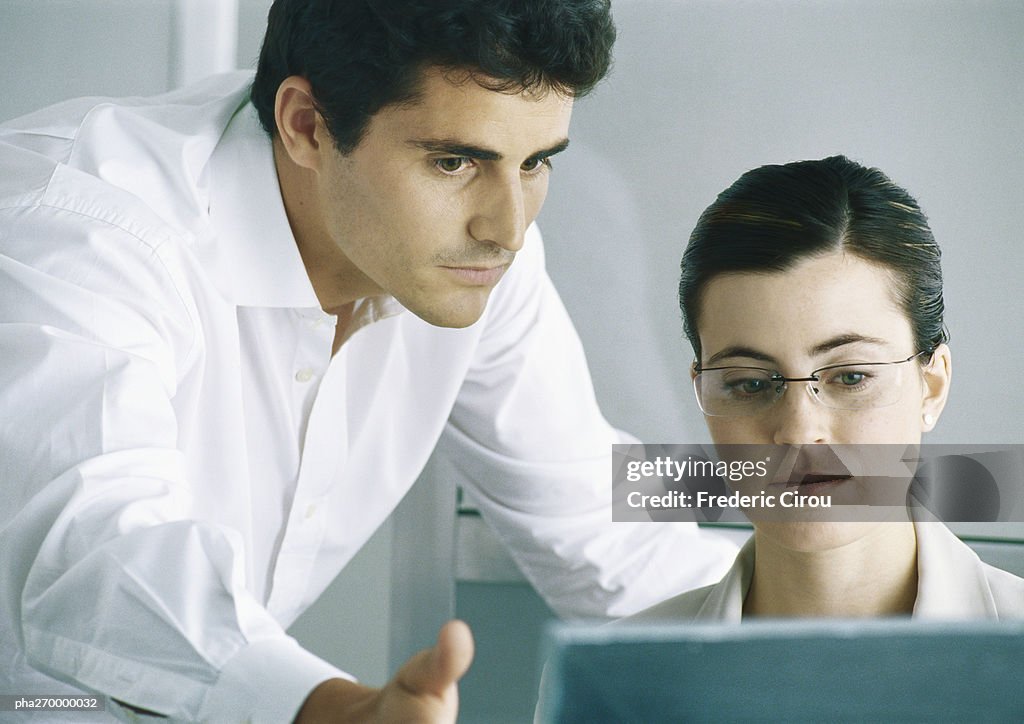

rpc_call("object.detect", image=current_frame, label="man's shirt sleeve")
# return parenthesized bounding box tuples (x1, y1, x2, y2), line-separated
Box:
(435, 225, 738, 619)
(0, 199, 347, 722)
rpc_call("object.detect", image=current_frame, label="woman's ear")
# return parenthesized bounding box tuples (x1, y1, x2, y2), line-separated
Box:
(920, 343, 952, 432)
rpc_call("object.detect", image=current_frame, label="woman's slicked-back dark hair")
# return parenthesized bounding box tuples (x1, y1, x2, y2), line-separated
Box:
(679, 155, 948, 363)
(251, 0, 616, 153)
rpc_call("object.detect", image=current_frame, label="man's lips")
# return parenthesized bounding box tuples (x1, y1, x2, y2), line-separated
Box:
(440, 264, 508, 285)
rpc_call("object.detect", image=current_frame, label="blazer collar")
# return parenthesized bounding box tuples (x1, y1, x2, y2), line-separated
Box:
(913, 521, 999, 618)
(698, 522, 997, 621)
(695, 535, 754, 622)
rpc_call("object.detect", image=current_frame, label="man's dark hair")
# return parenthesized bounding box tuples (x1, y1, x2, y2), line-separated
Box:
(251, 0, 616, 153)
(679, 155, 949, 363)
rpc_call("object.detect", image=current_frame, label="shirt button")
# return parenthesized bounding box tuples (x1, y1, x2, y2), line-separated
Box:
(304, 503, 318, 519)
(295, 368, 315, 383)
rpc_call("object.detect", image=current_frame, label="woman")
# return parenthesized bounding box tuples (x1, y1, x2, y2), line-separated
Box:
(635, 155, 1024, 620)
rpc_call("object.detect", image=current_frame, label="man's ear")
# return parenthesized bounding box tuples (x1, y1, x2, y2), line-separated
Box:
(275, 75, 326, 171)
(920, 343, 952, 432)
(690, 360, 700, 382)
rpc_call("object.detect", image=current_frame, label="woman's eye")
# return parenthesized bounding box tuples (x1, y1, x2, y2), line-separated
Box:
(731, 378, 767, 395)
(743, 379, 767, 393)
(830, 370, 867, 386)
(435, 157, 471, 174)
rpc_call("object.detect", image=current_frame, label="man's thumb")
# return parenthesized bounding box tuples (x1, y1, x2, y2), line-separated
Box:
(397, 620, 475, 697)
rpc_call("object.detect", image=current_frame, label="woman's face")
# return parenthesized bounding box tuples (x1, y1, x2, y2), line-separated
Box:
(694, 251, 951, 548)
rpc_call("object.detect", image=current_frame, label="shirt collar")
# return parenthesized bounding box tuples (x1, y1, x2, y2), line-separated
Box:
(205, 102, 321, 308)
(347, 296, 406, 335)
(203, 103, 406, 329)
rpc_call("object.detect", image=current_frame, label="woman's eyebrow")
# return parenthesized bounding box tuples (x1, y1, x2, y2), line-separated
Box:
(704, 346, 777, 366)
(705, 334, 890, 367)
(809, 333, 889, 356)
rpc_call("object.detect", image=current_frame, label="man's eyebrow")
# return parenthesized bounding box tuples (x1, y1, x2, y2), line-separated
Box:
(406, 137, 570, 161)
(529, 138, 570, 159)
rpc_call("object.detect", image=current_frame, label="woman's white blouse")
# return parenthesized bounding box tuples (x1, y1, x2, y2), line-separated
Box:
(630, 522, 1024, 622)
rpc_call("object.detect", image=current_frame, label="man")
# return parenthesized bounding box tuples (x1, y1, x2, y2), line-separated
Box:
(0, 1, 735, 720)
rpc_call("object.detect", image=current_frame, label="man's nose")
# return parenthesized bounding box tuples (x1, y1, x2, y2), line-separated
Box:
(467, 175, 526, 252)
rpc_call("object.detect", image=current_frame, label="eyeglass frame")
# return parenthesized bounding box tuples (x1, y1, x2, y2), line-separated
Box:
(692, 349, 935, 416)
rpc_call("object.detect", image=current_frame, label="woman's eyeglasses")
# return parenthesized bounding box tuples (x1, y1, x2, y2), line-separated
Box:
(693, 351, 932, 417)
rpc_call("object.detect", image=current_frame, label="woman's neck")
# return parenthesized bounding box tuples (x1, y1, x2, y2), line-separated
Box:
(743, 522, 918, 618)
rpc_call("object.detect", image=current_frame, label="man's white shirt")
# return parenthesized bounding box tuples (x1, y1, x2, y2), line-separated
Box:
(0, 72, 735, 721)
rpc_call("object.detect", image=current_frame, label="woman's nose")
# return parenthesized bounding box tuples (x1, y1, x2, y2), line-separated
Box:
(770, 381, 830, 445)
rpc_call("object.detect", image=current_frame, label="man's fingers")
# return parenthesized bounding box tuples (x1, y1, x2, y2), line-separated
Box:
(396, 620, 475, 698)
(435, 619, 474, 684)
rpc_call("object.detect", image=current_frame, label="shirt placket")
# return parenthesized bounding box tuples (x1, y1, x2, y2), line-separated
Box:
(267, 308, 344, 622)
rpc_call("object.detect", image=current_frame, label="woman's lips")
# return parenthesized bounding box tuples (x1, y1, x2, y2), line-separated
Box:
(769, 474, 853, 495)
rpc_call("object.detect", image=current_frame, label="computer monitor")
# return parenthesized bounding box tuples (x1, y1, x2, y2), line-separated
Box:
(536, 619, 1024, 722)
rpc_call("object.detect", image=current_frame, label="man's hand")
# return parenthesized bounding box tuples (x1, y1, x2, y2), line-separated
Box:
(294, 619, 475, 723)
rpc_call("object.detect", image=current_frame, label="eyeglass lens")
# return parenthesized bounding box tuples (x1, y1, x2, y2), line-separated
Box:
(695, 362, 910, 416)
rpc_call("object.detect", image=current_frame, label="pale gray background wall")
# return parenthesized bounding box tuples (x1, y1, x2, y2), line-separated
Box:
(3, 1, 1022, 722)
(502, 5, 1024, 719)
(540, 0, 1024, 449)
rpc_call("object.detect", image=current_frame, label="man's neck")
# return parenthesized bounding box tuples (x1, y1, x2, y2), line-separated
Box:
(272, 135, 374, 318)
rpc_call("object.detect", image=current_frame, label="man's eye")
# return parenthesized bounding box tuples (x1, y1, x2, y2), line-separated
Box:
(435, 157, 472, 174)
(521, 157, 551, 173)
